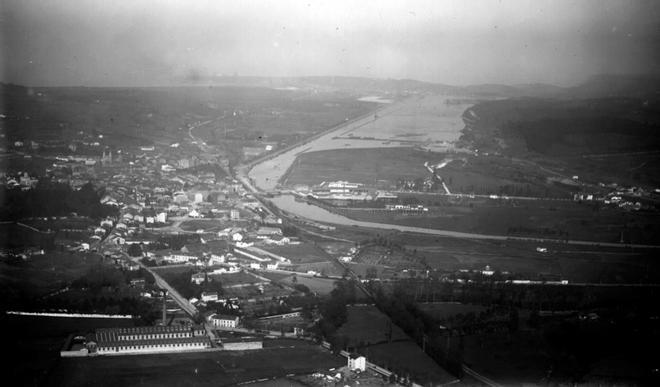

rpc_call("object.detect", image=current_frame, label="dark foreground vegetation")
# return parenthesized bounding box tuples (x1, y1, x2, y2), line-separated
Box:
(370, 278, 660, 384)
(0, 181, 118, 221)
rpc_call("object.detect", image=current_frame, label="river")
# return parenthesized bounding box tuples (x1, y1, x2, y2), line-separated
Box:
(248, 95, 472, 191)
(244, 95, 660, 249)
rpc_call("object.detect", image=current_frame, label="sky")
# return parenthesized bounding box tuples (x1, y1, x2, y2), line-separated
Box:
(1, 0, 659, 87)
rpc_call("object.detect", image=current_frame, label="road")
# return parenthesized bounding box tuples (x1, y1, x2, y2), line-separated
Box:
(124, 253, 199, 317)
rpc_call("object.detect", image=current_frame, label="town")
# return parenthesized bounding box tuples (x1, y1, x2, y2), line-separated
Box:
(3, 1, 660, 386)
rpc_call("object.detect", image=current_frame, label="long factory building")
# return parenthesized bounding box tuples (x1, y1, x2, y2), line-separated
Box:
(95, 325, 211, 355)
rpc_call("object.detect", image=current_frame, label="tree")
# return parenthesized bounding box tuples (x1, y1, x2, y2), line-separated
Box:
(128, 243, 143, 257)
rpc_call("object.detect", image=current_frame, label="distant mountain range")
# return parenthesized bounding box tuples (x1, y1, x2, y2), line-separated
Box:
(3, 73, 659, 100)
(172, 73, 659, 100)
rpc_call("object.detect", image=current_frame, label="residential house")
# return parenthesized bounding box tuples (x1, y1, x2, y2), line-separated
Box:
(191, 272, 206, 285)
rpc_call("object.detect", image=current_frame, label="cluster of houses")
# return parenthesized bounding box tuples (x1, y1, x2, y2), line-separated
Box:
(0, 171, 39, 190)
(573, 184, 658, 211)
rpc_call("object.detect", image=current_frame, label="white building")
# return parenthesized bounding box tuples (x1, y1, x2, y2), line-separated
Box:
(207, 254, 226, 266)
(348, 354, 366, 371)
(209, 314, 239, 329)
(191, 272, 206, 285)
(156, 212, 167, 223)
(201, 292, 218, 302)
(164, 254, 198, 264)
(256, 227, 282, 239)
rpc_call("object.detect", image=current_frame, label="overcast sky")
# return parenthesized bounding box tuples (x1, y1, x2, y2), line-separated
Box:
(2, 0, 659, 87)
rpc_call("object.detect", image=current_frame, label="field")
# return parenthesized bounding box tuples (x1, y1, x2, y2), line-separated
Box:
(282, 147, 432, 188)
(347, 262, 397, 279)
(462, 331, 550, 385)
(362, 341, 457, 385)
(208, 271, 265, 287)
(461, 316, 657, 386)
(289, 260, 346, 278)
(0, 252, 104, 308)
(354, 244, 425, 273)
(2, 84, 374, 152)
(0, 221, 56, 250)
(0, 153, 55, 175)
(281, 146, 576, 198)
(0, 315, 135, 386)
(378, 232, 660, 284)
(223, 283, 291, 300)
(49, 341, 344, 387)
(280, 275, 339, 296)
(334, 199, 660, 245)
(335, 305, 408, 346)
(259, 242, 329, 263)
(417, 302, 487, 320)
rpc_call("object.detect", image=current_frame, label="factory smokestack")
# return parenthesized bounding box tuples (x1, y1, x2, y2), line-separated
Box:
(162, 289, 168, 326)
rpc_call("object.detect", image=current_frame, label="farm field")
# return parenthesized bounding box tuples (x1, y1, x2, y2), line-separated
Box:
(314, 241, 355, 256)
(50, 342, 344, 387)
(208, 271, 265, 287)
(259, 242, 329, 263)
(280, 275, 338, 296)
(417, 302, 487, 320)
(336, 201, 660, 245)
(289, 260, 345, 278)
(354, 244, 425, 272)
(335, 305, 408, 346)
(383, 233, 660, 283)
(347, 262, 397, 280)
(224, 283, 291, 300)
(282, 147, 433, 188)
(255, 270, 294, 282)
(282, 146, 575, 198)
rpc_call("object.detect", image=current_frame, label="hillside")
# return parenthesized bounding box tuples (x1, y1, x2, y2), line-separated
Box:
(0, 83, 376, 150)
(460, 96, 660, 187)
